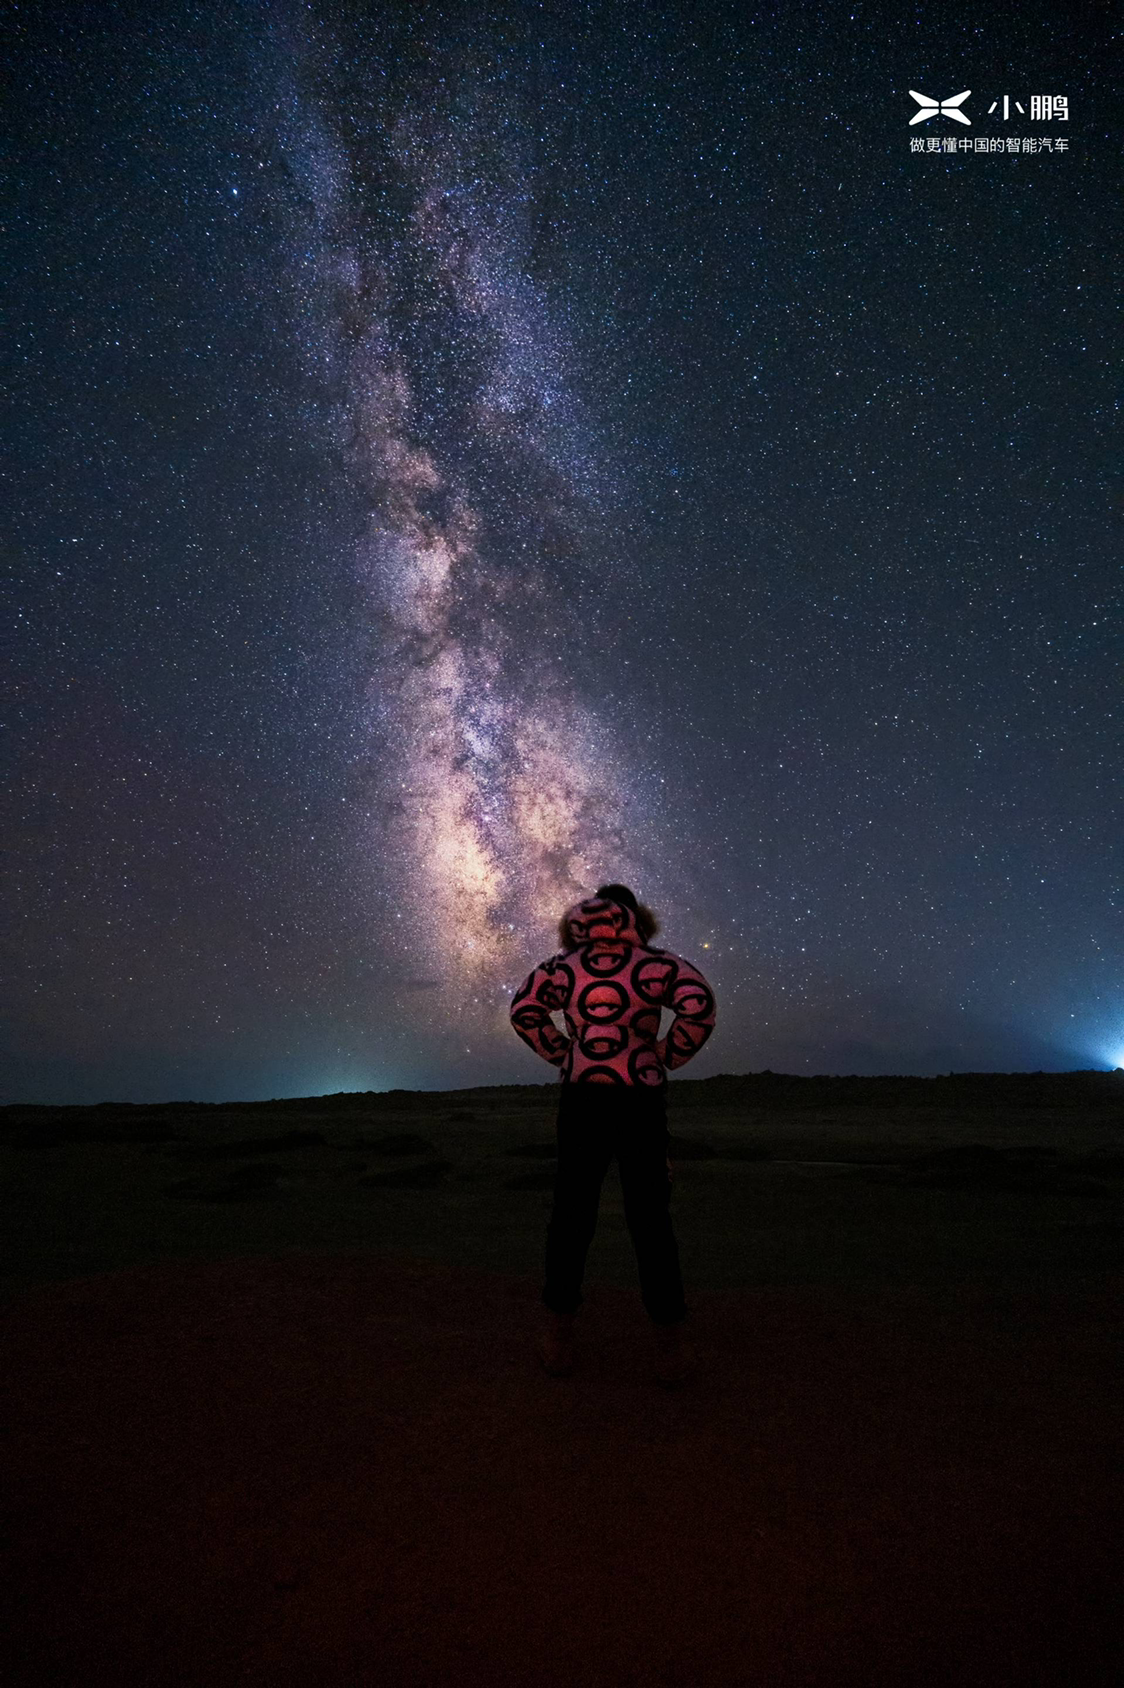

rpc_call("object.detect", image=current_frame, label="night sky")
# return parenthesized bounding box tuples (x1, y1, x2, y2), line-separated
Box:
(6, 1, 1121, 1104)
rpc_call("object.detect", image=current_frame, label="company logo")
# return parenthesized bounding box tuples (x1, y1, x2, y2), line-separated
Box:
(906, 88, 1072, 157)
(909, 89, 972, 126)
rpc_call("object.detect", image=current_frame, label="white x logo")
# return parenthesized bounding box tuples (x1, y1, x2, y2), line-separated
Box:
(908, 89, 972, 126)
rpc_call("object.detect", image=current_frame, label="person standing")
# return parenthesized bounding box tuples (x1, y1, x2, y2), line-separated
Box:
(509, 883, 716, 1384)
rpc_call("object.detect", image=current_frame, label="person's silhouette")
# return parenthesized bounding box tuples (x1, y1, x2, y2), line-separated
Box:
(510, 885, 716, 1382)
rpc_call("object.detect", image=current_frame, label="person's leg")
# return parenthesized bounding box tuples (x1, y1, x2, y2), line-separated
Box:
(615, 1090, 689, 1326)
(542, 1086, 617, 1315)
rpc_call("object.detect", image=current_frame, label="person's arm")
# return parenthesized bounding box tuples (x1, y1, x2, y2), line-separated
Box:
(655, 955, 716, 1071)
(509, 959, 573, 1068)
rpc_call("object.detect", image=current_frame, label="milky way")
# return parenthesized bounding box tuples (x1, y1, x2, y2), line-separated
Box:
(271, 16, 660, 1046)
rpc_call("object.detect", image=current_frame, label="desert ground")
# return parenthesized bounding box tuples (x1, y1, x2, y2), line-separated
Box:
(2, 1070, 1122, 1685)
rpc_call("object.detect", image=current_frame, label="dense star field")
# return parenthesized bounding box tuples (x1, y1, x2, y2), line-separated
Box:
(5, 1, 1121, 1102)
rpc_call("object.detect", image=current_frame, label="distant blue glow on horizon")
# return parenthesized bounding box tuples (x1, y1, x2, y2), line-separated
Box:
(289, 1068, 399, 1100)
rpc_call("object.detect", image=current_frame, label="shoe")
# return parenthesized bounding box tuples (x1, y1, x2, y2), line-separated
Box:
(653, 1320, 695, 1385)
(537, 1311, 576, 1376)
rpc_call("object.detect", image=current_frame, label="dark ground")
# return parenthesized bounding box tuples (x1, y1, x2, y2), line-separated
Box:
(2, 1071, 1122, 1685)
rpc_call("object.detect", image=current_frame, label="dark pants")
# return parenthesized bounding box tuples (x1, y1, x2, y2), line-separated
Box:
(542, 1083, 688, 1326)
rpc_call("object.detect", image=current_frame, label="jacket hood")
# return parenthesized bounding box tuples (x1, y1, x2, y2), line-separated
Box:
(561, 894, 645, 949)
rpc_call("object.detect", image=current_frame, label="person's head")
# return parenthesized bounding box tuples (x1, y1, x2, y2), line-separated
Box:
(557, 882, 660, 950)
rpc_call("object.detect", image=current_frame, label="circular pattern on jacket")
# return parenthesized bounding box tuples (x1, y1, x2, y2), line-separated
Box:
(537, 960, 575, 1008)
(581, 940, 630, 977)
(629, 1005, 661, 1039)
(569, 899, 626, 944)
(669, 1019, 708, 1060)
(512, 1003, 553, 1034)
(578, 1022, 628, 1061)
(628, 1045, 666, 1086)
(670, 977, 714, 1020)
(577, 979, 629, 1022)
(538, 1023, 570, 1057)
(631, 955, 678, 1003)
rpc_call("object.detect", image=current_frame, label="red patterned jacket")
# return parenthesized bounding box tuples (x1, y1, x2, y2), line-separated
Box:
(509, 895, 716, 1086)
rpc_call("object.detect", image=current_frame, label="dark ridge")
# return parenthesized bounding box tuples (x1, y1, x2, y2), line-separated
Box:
(2, 1071, 1121, 1148)
(671, 1070, 1124, 1111)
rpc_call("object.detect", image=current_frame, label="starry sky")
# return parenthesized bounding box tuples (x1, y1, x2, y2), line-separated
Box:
(5, 0, 1121, 1104)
